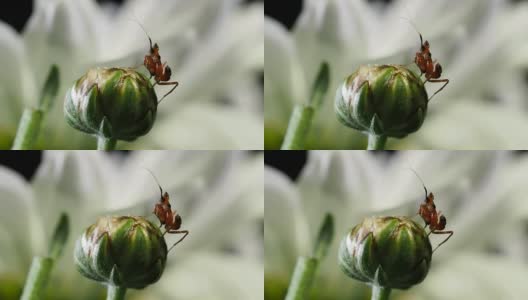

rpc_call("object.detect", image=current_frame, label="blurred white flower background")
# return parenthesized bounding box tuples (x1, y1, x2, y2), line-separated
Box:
(265, 151, 528, 300)
(0, 0, 263, 149)
(265, 0, 528, 149)
(0, 150, 263, 300)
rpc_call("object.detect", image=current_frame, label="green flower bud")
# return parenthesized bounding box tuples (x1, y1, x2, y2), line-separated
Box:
(64, 68, 158, 141)
(335, 65, 428, 138)
(338, 216, 432, 289)
(74, 216, 167, 289)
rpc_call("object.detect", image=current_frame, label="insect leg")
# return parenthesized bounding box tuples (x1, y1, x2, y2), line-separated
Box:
(156, 81, 179, 104)
(166, 230, 189, 253)
(431, 230, 453, 253)
(426, 78, 449, 101)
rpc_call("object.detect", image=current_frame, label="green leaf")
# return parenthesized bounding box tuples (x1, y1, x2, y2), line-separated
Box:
(313, 213, 334, 260)
(49, 213, 69, 260)
(309, 62, 330, 108)
(39, 65, 60, 112)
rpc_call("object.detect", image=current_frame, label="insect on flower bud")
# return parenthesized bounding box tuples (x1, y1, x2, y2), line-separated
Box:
(64, 68, 158, 141)
(74, 216, 167, 289)
(338, 216, 432, 289)
(335, 65, 428, 138)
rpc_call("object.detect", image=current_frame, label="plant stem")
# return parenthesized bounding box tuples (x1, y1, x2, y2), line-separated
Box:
(11, 108, 43, 150)
(280, 62, 330, 150)
(97, 137, 117, 150)
(20, 257, 53, 300)
(281, 105, 314, 150)
(367, 134, 387, 150)
(371, 285, 391, 300)
(284, 214, 334, 300)
(19, 213, 69, 300)
(107, 285, 127, 300)
(11, 65, 59, 150)
(285, 257, 318, 300)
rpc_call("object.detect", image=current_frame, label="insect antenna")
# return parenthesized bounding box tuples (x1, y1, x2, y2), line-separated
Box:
(125, 17, 154, 50)
(142, 167, 163, 199)
(399, 17, 422, 44)
(407, 167, 428, 200)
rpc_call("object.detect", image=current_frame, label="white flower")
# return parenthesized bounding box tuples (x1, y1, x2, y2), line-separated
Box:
(0, 0, 263, 149)
(0, 151, 263, 300)
(265, 0, 528, 149)
(265, 151, 528, 300)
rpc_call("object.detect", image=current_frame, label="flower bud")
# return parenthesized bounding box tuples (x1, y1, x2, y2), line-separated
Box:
(74, 216, 167, 289)
(335, 65, 428, 138)
(64, 68, 158, 141)
(338, 216, 432, 289)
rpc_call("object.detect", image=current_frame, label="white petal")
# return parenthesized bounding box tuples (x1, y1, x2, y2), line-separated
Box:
(406, 100, 528, 149)
(153, 252, 262, 300)
(31, 151, 118, 234)
(0, 166, 44, 270)
(264, 167, 310, 277)
(413, 253, 528, 300)
(176, 152, 263, 251)
(264, 18, 307, 115)
(232, 222, 263, 259)
(225, 74, 263, 113)
(383, 151, 500, 210)
(106, 151, 234, 211)
(0, 23, 37, 127)
(23, 0, 100, 82)
(170, 3, 263, 108)
(297, 151, 381, 223)
(294, 0, 366, 65)
(492, 156, 528, 222)
(146, 103, 262, 150)
(108, 150, 238, 208)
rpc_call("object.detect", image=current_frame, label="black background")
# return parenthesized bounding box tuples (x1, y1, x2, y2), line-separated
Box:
(264, 151, 307, 180)
(0, 151, 41, 180)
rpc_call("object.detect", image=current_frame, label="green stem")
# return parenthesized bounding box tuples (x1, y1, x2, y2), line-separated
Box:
(97, 137, 117, 150)
(280, 105, 314, 150)
(20, 257, 53, 300)
(19, 214, 69, 300)
(367, 134, 387, 150)
(285, 257, 318, 300)
(284, 214, 334, 300)
(11, 108, 43, 149)
(371, 285, 391, 300)
(107, 285, 127, 300)
(19, 213, 69, 300)
(11, 65, 59, 150)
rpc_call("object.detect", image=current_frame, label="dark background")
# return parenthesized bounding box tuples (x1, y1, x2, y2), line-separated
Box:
(265, 151, 307, 180)
(0, 0, 264, 33)
(0, 151, 41, 180)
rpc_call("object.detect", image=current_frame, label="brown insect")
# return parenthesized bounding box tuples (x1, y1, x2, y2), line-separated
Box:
(410, 169, 453, 252)
(146, 169, 189, 253)
(413, 31, 449, 101)
(137, 23, 179, 104)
